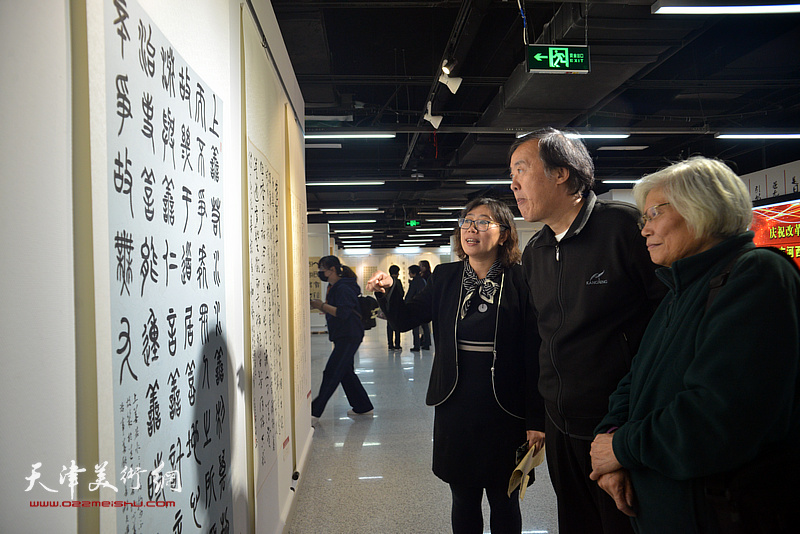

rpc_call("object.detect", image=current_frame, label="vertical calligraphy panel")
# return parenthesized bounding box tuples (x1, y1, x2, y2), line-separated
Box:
(104, 1, 232, 532)
(246, 140, 284, 487)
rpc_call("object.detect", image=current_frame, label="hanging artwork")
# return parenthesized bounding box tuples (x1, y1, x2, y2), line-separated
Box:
(246, 140, 284, 485)
(105, 0, 232, 531)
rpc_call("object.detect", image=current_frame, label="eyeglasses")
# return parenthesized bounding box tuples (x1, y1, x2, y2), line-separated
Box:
(458, 217, 504, 232)
(638, 202, 670, 229)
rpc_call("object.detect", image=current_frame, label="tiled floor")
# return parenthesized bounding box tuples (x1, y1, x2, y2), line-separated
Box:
(286, 327, 559, 533)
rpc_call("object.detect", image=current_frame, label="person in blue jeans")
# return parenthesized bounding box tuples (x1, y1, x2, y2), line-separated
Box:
(310, 255, 374, 422)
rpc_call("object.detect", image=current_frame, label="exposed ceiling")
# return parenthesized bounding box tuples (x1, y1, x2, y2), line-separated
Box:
(271, 0, 800, 250)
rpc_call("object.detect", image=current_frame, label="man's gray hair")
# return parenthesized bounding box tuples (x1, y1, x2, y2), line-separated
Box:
(633, 156, 752, 239)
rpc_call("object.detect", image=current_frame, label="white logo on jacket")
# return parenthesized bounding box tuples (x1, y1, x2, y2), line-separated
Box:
(586, 271, 608, 285)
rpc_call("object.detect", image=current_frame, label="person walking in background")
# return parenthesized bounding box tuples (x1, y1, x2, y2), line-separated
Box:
(509, 127, 665, 534)
(590, 157, 800, 533)
(405, 264, 426, 352)
(418, 260, 433, 350)
(368, 197, 545, 534)
(309, 255, 374, 423)
(386, 264, 404, 350)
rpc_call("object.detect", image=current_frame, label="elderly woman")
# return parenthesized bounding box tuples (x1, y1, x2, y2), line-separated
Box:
(589, 157, 800, 533)
(367, 197, 545, 534)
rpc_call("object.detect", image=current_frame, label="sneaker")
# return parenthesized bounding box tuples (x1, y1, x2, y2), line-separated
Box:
(311, 416, 320, 427)
(347, 409, 374, 416)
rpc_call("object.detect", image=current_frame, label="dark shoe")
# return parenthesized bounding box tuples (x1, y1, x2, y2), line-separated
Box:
(393, 345, 402, 350)
(410, 347, 421, 352)
(421, 346, 430, 350)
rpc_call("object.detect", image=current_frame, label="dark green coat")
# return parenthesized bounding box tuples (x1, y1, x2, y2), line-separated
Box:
(597, 232, 800, 533)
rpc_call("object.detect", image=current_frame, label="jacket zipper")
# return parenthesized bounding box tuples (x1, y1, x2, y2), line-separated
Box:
(490, 274, 523, 419)
(551, 243, 567, 430)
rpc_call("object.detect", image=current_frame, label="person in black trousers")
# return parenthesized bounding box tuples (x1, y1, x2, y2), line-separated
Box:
(418, 260, 433, 349)
(405, 264, 426, 351)
(310, 255, 374, 423)
(386, 265, 404, 350)
(368, 197, 545, 534)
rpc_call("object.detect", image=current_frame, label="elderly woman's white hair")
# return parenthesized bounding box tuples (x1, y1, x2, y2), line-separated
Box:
(633, 156, 753, 239)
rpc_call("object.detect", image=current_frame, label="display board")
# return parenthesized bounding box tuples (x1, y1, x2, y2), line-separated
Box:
(752, 194, 800, 268)
(246, 140, 283, 486)
(242, 9, 301, 531)
(103, 0, 233, 531)
(741, 160, 800, 202)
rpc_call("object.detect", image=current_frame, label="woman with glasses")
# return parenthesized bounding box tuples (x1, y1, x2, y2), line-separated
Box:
(589, 157, 800, 532)
(310, 255, 374, 423)
(367, 197, 545, 534)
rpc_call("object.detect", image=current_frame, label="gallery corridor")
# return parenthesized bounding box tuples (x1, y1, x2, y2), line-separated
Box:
(287, 327, 559, 533)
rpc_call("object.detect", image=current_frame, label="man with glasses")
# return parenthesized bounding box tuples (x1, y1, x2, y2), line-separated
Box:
(508, 128, 665, 534)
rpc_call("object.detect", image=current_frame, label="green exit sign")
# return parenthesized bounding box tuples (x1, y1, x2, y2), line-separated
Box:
(527, 44, 590, 74)
(405, 220, 421, 227)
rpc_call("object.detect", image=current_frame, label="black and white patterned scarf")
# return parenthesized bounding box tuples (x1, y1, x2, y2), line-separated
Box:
(460, 259, 503, 319)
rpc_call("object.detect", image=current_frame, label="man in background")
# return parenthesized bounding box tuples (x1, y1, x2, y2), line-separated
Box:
(417, 260, 432, 350)
(386, 265, 404, 350)
(405, 264, 426, 352)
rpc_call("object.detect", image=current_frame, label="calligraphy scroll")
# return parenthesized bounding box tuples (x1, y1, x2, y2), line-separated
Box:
(105, 0, 232, 531)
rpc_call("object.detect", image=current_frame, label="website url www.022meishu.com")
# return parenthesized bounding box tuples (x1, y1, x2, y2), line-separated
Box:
(30, 500, 176, 508)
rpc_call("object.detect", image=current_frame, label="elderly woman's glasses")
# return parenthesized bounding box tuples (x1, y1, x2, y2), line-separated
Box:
(458, 217, 503, 232)
(638, 202, 670, 229)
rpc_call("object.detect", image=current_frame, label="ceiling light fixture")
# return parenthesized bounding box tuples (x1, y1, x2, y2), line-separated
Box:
(332, 229, 374, 233)
(438, 206, 466, 211)
(597, 146, 649, 151)
(423, 102, 443, 129)
(441, 59, 458, 75)
(424, 218, 459, 222)
(652, 1, 800, 15)
(466, 179, 513, 185)
(602, 179, 642, 184)
(304, 132, 396, 139)
(515, 132, 631, 139)
(715, 133, 800, 139)
(438, 73, 462, 94)
(305, 143, 342, 149)
(320, 207, 379, 212)
(329, 219, 378, 224)
(566, 133, 631, 140)
(307, 181, 385, 186)
(305, 115, 354, 122)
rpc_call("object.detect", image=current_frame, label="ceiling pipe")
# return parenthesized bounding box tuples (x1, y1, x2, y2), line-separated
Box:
(402, 0, 492, 169)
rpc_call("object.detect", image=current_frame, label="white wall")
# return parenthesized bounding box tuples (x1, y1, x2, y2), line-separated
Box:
(0, 1, 78, 532)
